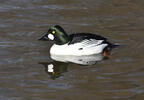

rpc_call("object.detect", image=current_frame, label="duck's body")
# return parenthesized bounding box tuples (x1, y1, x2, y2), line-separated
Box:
(39, 25, 113, 56)
(50, 33, 110, 55)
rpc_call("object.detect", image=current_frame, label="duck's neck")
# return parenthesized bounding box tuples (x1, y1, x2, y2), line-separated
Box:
(55, 33, 70, 45)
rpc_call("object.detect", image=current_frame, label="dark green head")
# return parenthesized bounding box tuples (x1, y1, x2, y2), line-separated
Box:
(39, 25, 69, 45)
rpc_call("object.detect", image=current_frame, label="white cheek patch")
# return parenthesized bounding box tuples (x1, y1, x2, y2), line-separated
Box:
(48, 34, 54, 40)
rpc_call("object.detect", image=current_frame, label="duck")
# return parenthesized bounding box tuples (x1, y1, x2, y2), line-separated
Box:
(39, 25, 115, 56)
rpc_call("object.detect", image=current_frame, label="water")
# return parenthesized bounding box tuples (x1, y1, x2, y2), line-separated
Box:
(0, 0, 144, 99)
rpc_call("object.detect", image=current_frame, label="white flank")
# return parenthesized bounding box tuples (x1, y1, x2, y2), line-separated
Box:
(50, 39, 108, 56)
(48, 34, 54, 40)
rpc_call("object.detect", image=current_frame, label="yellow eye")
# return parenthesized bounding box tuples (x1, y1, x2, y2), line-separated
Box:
(52, 30, 55, 34)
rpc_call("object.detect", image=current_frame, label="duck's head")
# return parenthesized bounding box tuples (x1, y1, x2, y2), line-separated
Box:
(39, 25, 69, 45)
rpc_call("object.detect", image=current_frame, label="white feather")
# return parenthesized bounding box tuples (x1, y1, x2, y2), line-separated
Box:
(48, 34, 54, 40)
(50, 39, 108, 56)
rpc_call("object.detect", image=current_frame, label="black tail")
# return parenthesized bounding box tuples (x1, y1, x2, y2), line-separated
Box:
(103, 42, 120, 53)
(110, 44, 120, 48)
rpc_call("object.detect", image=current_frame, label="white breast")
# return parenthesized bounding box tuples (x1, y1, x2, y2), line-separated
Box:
(50, 39, 108, 56)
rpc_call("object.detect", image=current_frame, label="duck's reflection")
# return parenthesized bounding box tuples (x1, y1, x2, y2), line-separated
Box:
(51, 54, 107, 65)
(39, 61, 68, 79)
(39, 54, 108, 79)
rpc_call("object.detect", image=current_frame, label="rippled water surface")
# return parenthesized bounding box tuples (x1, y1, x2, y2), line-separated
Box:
(1, 0, 144, 100)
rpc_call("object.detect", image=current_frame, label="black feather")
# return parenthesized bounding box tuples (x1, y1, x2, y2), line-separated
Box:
(68, 33, 107, 45)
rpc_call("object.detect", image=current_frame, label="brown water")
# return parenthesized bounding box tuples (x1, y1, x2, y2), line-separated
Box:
(0, 0, 144, 100)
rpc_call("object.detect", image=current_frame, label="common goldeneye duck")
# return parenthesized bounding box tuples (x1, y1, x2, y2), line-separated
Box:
(39, 25, 114, 56)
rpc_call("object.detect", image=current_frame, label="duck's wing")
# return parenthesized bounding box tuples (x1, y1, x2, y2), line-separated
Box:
(66, 37, 108, 55)
(68, 33, 107, 45)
